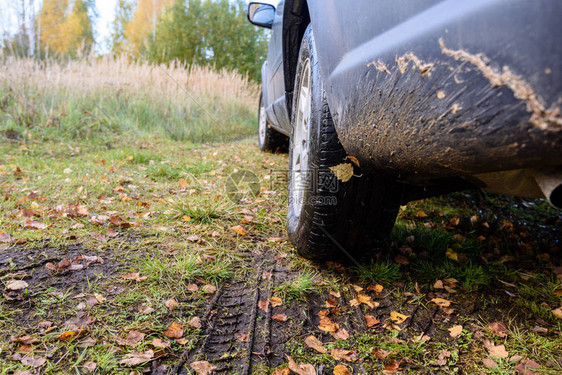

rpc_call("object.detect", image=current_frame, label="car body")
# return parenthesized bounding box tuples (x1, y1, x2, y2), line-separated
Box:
(248, 0, 562, 259)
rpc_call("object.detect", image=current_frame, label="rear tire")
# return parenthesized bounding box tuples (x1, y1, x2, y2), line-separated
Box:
(258, 92, 288, 153)
(286, 26, 401, 262)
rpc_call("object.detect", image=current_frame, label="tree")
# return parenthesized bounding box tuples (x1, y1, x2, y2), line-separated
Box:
(124, 0, 173, 57)
(147, 0, 268, 81)
(38, 0, 94, 56)
(111, 0, 134, 55)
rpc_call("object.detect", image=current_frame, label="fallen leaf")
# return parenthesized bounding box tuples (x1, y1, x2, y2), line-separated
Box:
(269, 296, 283, 307)
(120, 350, 154, 366)
(83, 361, 97, 373)
(202, 284, 216, 294)
(552, 307, 562, 319)
(330, 328, 350, 340)
(58, 331, 79, 341)
(20, 356, 46, 368)
(333, 364, 352, 375)
(77, 337, 97, 348)
(230, 225, 247, 236)
(515, 358, 540, 375)
(383, 359, 401, 374)
(258, 300, 270, 312)
(272, 369, 290, 375)
(366, 284, 384, 294)
(190, 360, 217, 375)
(415, 210, 428, 218)
(372, 348, 391, 359)
(433, 350, 451, 366)
(351, 284, 363, 293)
(162, 322, 184, 339)
(390, 311, 409, 324)
(356, 294, 379, 309)
(326, 297, 338, 308)
(188, 316, 202, 329)
(482, 358, 498, 368)
(489, 322, 509, 337)
(448, 325, 463, 338)
(235, 332, 249, 342)
(287, 355, 316, 375)
(433, 280, 444, 289)
(331, 349, 357, 362)
(329, 290, 342, 298)
(116, 330, 145, 346)
(430, 298, 452, 307)
(165, 299, 179, 312)
(151, 338, 171, 348)
(187, 284, 199, 292)
(329, 163, 354, 183)
(186, 235, 201, 242)
(11, 335, 38, 345)
(318, 317, 339, 332)
(176, 338, 189, 345)
(272, 314, 288, 322)
(6, 280, 28, 291)
(304, 336, 326, 354)
(483, 339, 509, 358)
(445, 248, 458, 261)
(365, 315, 380, 327)
(121, 272, 147, 282)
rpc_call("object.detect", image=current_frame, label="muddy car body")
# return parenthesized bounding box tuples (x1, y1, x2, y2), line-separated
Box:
(248, 0, 562, 260)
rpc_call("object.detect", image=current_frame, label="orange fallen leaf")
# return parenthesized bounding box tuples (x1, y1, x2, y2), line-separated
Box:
(356, 294, 379, 309)
(272, 369, 290, 375)
(483, 339, 509, 358)
(272, 314, 288, 322)
(258, 300, 270, 312)
(162, 322, 184, 339)
(58, 331, 79, 341)
(365, 315, 380, 327)
(318, 317, 339, 332)
(269, 297, 283, 307)
(366, 284, 384, 294)
(121, 272, 148, 282)
(326, 297, 338, 308)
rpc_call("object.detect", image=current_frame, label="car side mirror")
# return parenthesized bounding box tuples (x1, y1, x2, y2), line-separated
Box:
(247, 2, 275, 29)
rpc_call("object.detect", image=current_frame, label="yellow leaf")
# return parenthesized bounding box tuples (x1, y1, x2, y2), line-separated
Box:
(431, 298, 452, 307)
(445, 248, 458, 261)
(230, 225, 247, 236)
(329, 163, 354, 182)
(162, 322, 184, 339)
(346, 156, 360, 167)
(333, 364, 352, 375)
(390, 311, 409, 324)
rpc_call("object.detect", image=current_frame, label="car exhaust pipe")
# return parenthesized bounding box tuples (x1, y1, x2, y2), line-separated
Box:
(534, 170, 562, 209)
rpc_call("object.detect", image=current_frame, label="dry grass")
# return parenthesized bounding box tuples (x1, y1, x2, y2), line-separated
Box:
(0, 56, 259, 143)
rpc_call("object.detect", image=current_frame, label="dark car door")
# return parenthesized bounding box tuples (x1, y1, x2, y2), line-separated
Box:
(263, 1, 290, 134)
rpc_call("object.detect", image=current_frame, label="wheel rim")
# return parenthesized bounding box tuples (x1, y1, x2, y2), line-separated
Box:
(290, 58, 312, 219)
(258, 98, 267, 147)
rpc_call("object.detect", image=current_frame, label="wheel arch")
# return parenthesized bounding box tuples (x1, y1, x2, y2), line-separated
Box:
(282, 0, 310, 119)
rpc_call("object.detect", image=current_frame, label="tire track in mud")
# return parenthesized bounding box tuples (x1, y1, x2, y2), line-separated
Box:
(173, 251, 283, 375)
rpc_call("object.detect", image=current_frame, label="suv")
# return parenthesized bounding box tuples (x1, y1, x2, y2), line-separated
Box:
(247, 0, 562, 261)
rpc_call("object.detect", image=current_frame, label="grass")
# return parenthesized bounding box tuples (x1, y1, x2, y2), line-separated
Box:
(0, 56, 258, 144)
(354, 260, 401, 285)
(274, 271, 319, 302)
(0, 56, 561, 374)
